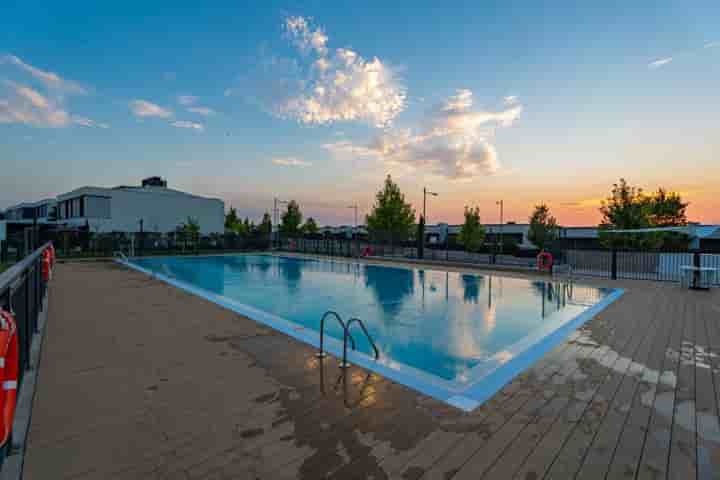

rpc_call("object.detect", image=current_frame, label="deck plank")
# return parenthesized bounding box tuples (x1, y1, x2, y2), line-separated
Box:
(513, 286, 665, 479)
(668, 294, 698, 479)
(602, 286, 682, 479)
(568, 286, 671, 480)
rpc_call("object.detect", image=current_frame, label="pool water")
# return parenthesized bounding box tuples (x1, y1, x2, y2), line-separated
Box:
(127, 254, 621, 410)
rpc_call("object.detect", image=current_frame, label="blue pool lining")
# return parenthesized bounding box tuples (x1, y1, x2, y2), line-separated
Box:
(117, 256, 623, 412)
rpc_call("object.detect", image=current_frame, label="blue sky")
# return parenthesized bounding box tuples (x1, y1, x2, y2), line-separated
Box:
(1, 1, 718, 225)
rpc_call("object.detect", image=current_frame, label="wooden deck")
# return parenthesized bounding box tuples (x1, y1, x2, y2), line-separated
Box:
(22, 261, 720, 479)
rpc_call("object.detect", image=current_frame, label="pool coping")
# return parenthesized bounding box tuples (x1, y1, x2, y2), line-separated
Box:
(117, 255, 624, 412)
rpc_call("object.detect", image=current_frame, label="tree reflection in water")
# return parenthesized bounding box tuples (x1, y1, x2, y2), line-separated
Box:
(364, 265, 414, 316)
(461, 274, 482, 304)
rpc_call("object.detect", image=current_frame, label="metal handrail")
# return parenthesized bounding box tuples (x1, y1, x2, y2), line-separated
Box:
(346, 317, 380, 360)
(113, 250, 128, 262)
(316, 310, 355, 368)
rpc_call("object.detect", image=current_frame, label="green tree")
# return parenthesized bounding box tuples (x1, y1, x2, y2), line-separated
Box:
(225, 207, 240, 232)
(458, 206, 486, 252)
(366, 175, 416, 244)
(258, 212, 272, 235)
(302, 217, 319, 235)
(280, 200, 303, 236)
(599, 179, 689, 249)
(528, 203, 559, 251)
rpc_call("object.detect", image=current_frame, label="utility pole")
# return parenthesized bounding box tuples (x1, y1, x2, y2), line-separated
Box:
(423, 187, 438, 256)
(347, 204, 358, 257)
(496, 200, 504, 256)
(273, 197, 288, 248)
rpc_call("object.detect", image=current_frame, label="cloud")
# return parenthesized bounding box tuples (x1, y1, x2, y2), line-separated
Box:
(705, 41, 719, 49)
(236, 15, 406, 128)
(324, 89, 522, 179)
(130, 99, 173, 118)
(271, 156, 312, 167)
(72, 116, 109, 129)
(0, 55, 105, 128)
(649, 57, 673, 68)
(171, 120, 204, 131)
(187, 106, 215, 116)
(177, 95, 198, 106)
(503, 95, 519, 105)
(0, 54, 86, 94)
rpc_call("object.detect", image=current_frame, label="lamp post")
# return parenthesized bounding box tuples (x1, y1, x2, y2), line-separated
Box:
(273, 197, 288, 248)
(423, 187, 438, 256)
(496, 200, 504, 256)
(347, 204, 358, 257)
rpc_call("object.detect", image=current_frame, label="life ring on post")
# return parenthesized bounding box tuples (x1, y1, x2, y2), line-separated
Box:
(537, 251, 554, 272)
(361, 247, 374, 257)
(0, 309, 19, 449)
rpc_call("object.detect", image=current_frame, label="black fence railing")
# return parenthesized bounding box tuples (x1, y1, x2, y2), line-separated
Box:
(4, 230, 272, 260)
(0, 242, 51, 463)
(565, 248, 720, 283)
(279, 237, 539, 269)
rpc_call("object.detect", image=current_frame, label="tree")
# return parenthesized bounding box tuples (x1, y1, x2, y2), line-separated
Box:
(302, 217, 319, 235)
(528, 203, 559, 251)
(225, 207, 240, 232)
(599, 179, 689, 249)
(366, 175, 416, 244)
(280, 200, 303, 236)
(458, 206, 486, 252)
(258, 212, 272, 235)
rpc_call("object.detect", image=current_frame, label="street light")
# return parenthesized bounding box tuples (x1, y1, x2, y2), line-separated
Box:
(496, 200, 504, 256)
(423, 187, 439, 257)
(347, 204, 358, 256)
(273, 197, 288, 248)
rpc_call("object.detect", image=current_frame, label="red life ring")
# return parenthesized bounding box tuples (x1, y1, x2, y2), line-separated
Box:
(361, 247, 374, 257)
(48, 244, 56, 267)
(537, 251, 553, 272)
(0, 309, 19, 448)
(42, 250, 52, 282)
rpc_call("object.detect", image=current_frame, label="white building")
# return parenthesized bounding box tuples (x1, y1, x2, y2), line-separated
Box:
(3, 177, 225, 235)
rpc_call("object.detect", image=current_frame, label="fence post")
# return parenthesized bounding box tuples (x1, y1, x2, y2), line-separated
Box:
(611, 249, 618, 280)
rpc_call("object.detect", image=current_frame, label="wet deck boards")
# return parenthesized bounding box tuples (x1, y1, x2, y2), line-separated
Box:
(22, 261, 720, 479)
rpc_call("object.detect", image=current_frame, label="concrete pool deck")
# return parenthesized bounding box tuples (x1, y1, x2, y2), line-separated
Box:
(22, 261, 720, 479)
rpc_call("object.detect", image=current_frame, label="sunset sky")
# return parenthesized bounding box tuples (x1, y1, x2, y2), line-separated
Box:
(2, 1, 718, 226)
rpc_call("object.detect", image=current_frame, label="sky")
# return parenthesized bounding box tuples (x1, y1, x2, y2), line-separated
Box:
(1, 1, 718, 226)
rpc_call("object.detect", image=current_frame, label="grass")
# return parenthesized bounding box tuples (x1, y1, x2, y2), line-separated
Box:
(0, 263, 8, 274)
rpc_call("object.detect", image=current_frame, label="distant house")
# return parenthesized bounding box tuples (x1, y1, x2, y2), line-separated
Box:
(2, 177, 224, 236)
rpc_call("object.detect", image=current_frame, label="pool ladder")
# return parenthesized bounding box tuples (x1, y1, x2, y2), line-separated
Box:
(316, 311, 379, 369)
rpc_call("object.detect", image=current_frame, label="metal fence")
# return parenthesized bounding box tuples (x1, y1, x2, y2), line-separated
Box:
(564, 249, 720, 284)
(0, 242, 51, 463)
(280, 237, 539, 269)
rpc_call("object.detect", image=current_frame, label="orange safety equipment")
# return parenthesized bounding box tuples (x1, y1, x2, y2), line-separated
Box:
(0, 309, 19, 448)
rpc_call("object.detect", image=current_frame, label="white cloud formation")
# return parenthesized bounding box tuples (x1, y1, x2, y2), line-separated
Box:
(177, 95, 198, 106)
(503, 95, 519, 105)
(187, 106, 215, 116)
(0, 54, 86, 94)
(171, 120, 204, 131)
(0, 55, 105, 128)
(72, 116, 109, 129)
(130, 99, 173, 118)
(705, 41, 719, 49)
(284, 16, 328, 56)
(649, 57, 673, 68)
(271, 156, 312, 167)
(324, 89, 522, 179)
(237, 16, 406, 128)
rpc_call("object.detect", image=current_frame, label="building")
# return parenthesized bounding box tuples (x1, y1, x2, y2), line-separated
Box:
(2, 177, 225, 236)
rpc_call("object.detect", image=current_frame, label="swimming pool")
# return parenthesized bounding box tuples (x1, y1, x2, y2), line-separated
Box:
(123, 254, 622, 411)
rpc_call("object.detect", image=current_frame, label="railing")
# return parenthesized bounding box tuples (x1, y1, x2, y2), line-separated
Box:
(317, 311, 380, 369)
(0, 242, 51, 464)
(564, 249, 720, 284)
